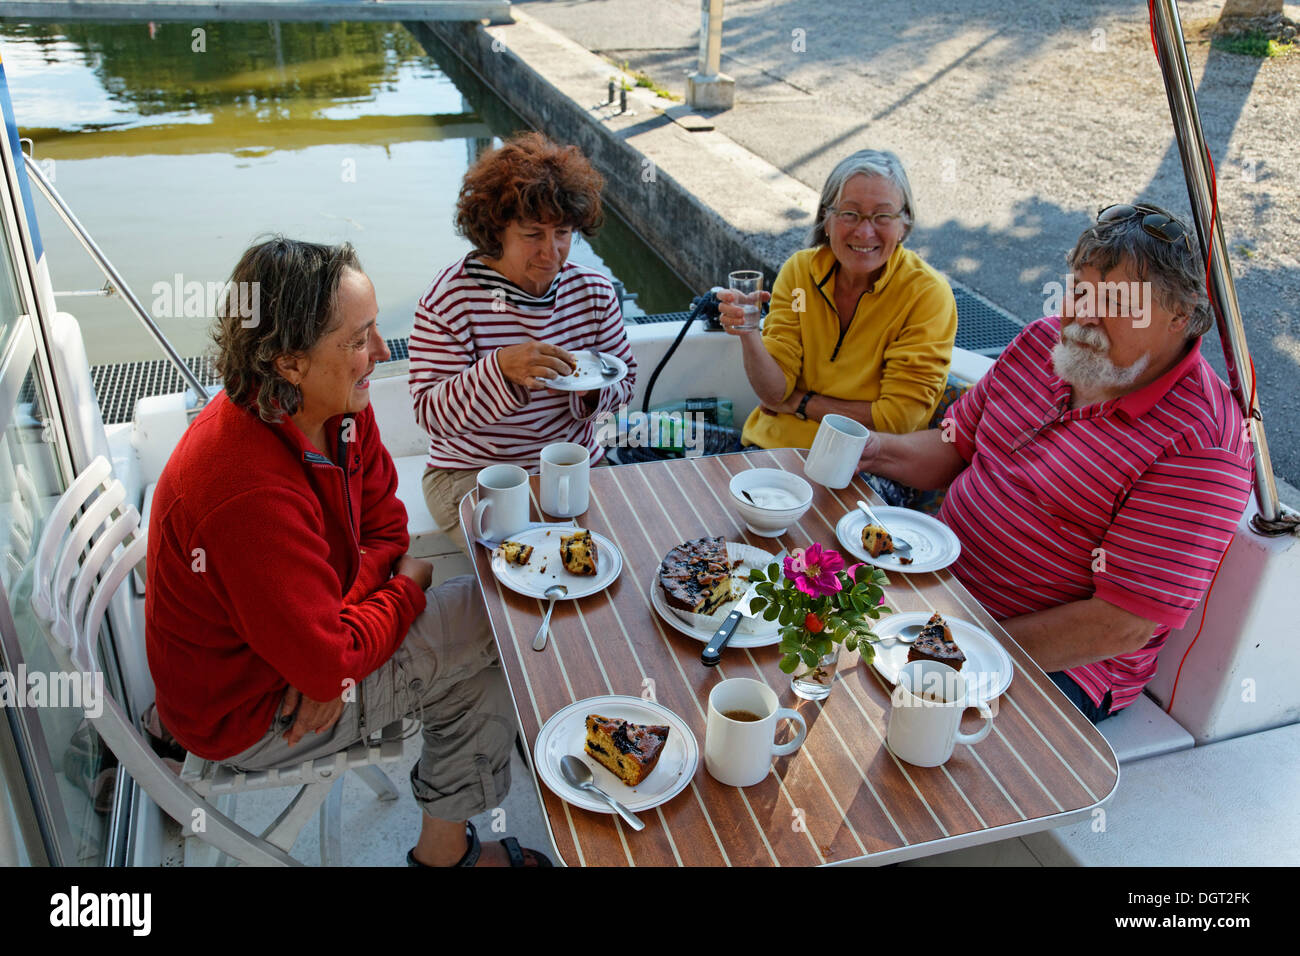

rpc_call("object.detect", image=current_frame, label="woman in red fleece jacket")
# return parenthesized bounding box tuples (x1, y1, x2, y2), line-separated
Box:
(145, 237, 549, 866)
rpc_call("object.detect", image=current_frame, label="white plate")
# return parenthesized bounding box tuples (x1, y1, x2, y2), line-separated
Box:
(489, 526, 622, 600)
(544, 351, 629, 391)
(835, 506, 961, 573)
(534, 695, 699, 813)
(871, 612, 1014, 705)
(650, 541, 783, 648)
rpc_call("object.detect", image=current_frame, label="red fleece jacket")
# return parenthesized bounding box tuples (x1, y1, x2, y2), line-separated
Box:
(145, 392, 427, 760)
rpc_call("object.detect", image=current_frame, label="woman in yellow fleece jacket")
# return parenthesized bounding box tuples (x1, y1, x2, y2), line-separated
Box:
(721, 150, 956, 449)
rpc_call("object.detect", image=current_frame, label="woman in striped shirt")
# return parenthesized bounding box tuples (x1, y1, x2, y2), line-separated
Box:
(410, 133, 636, 553)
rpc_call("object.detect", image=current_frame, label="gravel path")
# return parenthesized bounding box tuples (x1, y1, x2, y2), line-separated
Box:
(518, 0, 1300, 489)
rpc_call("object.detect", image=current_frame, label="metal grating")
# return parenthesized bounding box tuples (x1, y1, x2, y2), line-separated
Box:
(89, 293, 1027, 426)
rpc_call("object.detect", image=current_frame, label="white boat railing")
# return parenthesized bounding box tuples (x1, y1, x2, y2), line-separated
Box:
(19, 151, 212, 404)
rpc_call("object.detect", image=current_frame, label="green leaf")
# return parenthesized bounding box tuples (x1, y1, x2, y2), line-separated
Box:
(748, 596, 767, 613)
(748, 566, 766, 582)
(763, 606, 780, 621)
(800, 648, 820, 668)
(779, 606, 796, 627)
(779, 653, 800, 674)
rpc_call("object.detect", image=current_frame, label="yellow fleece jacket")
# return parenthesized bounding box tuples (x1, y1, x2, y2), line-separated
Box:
(741, 244, 957, 449)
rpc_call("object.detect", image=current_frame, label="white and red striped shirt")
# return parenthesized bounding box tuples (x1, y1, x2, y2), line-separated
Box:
(938, 317, 1253, 713)
(409, 254, 637, 470)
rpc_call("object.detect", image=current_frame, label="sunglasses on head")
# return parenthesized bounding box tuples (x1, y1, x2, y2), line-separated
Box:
(1096, 203, 1194, 253)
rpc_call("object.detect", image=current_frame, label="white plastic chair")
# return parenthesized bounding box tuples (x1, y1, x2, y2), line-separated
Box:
(30, 456, 407, 866)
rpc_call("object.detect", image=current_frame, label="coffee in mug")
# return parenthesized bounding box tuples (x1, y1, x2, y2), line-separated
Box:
(540, 442, 591, 518)
(886, 660, 994, 767)
(705, 678, 807, 787)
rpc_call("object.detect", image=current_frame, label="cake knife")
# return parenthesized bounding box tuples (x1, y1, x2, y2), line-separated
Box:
(701, 549, 787, 667)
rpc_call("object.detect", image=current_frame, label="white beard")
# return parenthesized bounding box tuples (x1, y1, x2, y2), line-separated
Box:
(1051, 324, 1150, 392)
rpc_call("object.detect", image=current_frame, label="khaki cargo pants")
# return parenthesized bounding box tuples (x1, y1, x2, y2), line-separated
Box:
(422, 466, 479, 557)
(226, 575, 514, 822)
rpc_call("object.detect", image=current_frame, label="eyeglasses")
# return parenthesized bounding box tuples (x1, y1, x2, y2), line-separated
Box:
(829, 207, 906, 230)
(1096, 203, 1193, 253)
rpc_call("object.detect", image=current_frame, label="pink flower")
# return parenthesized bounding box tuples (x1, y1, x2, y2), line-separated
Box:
(784, 543, 845, 598)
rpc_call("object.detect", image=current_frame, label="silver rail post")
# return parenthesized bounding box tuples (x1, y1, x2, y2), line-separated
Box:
(1150, 0, 1282, 527)
(686, 0, 735, 109)
(21, 154, 212, 404)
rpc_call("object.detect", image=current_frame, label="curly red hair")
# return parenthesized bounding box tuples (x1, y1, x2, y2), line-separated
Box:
(455, 132, 604, 258)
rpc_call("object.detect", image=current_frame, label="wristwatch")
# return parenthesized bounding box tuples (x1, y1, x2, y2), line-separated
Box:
(795, 391, 815, 420)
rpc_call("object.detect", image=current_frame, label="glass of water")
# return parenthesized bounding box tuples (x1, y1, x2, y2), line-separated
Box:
(727, 270, 764, 331)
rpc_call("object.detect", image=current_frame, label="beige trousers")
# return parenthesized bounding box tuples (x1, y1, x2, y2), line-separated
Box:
(422, 466, 480, 557)
(225, 576, 513, 822)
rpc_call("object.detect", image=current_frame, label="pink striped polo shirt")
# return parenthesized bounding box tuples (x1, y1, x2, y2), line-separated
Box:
(938, 317, 1253, 713)
(410, 254, 637, 470)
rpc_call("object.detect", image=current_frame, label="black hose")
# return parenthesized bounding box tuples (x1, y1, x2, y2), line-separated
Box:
(640, 289, 722, 414)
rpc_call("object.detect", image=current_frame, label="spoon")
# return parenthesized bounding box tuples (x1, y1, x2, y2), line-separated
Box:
(532, 584, 567, 651)
(856, 499, 913, 555)
(878, 623, 925, 646)
(560, 755, 646, 831)
(589, 348, 619, 377)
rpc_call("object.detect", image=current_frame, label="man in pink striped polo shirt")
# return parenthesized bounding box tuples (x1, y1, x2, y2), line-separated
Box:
(858, 203, 1254, 721)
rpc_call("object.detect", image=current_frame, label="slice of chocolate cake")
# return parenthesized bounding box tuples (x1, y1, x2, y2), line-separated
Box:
(907, 612, 966, 671)
(658, 536, 733, 616)
(584, 715, 670, 786)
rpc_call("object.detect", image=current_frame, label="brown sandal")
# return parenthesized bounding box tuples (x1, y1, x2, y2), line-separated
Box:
(406, 820, 553, 868)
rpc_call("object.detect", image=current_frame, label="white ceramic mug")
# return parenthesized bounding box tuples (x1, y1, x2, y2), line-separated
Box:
(803, 413, 870, 489)
(539, 442, 590, 518)
(705, 678, 808, 787)
(472, 464, 530, 542)
(886, 660, 994, 767)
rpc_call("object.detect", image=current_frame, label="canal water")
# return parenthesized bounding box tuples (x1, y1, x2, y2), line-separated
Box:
(1, 20, 694, 366)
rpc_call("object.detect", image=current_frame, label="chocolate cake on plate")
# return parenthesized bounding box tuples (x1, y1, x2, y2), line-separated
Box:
(584, 715, 670, 786)
(907, 612, 966, 671)
(658, 536, 734, 616)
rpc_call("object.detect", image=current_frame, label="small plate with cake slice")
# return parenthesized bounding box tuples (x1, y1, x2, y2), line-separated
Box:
(872, 611, 1014, 705)
(835, 506, 961, 574)
(490, 527, 623, 600)
(534, 695, 699, 814)
(650, 536, 783, 648)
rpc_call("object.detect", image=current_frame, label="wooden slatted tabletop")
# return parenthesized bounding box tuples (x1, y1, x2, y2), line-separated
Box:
(461, 448, 1119, 866)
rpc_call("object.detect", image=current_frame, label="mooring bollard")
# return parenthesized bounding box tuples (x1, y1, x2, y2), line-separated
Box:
(620, 88, 627, 113)
(608, 80, 615, 105)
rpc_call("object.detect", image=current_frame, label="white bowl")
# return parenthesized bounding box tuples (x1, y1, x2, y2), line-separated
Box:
(728, 468, 814, 537)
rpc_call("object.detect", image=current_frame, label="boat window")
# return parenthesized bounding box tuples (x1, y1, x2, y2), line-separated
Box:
(0, 224, 112, 867)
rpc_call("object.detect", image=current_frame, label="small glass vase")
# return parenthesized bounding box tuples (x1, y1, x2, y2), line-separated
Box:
(791, 645, 841, 701)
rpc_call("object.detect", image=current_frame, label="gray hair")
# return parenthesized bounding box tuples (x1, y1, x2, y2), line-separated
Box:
(212, 236, 362, 422)
(1067, 207, 1212, 337)
(808, 149, 915, 248)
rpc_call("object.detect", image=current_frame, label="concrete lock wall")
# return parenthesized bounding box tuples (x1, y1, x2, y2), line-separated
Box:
(421, 17, 814, 294)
